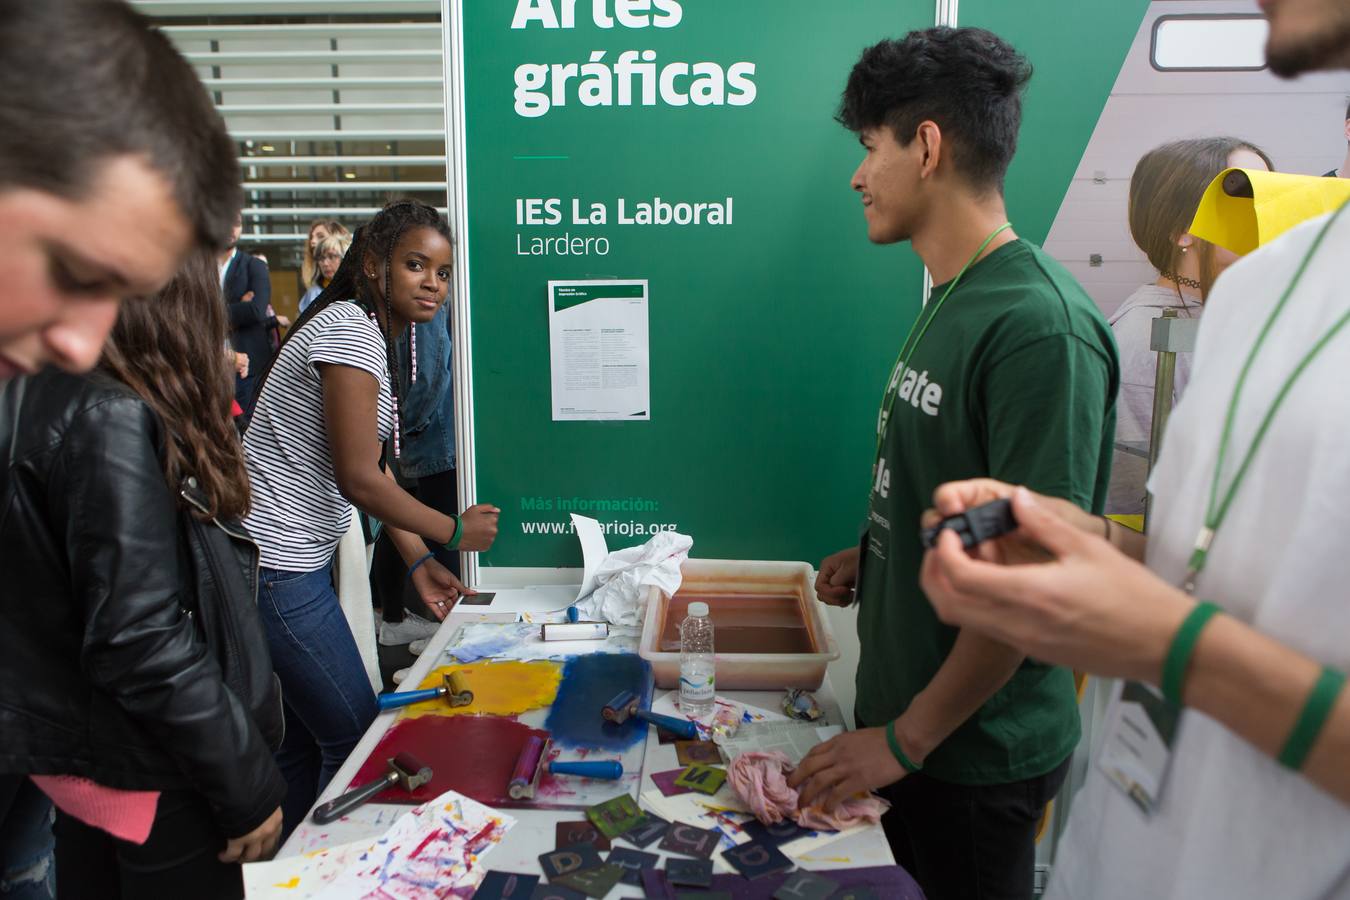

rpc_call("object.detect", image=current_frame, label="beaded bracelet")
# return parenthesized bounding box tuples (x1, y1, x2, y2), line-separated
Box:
(1278, 666, 1347, 770)
(885, 720, 923, 774)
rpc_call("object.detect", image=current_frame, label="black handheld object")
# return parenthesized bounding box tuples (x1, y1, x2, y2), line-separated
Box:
(920, 498, 1017, 550)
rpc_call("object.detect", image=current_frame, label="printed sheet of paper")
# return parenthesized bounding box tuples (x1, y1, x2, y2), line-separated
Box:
(571, 513, 608, 602)
(244, 790, 513, 898)
(549, 280, 650, 421)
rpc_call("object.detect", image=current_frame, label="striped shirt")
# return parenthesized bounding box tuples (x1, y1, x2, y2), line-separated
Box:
(243, 302, 393, 571)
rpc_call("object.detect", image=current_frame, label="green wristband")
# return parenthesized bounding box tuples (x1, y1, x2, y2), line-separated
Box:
(445, 514, 463, 551)
(1278, 666, 1346, 770)
(885, 720, 923, 774)
(1161, 601, 1222, 705)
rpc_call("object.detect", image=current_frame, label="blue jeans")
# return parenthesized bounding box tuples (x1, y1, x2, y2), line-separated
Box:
(258, 563, 376, 838)
(0, 778, 55, 899)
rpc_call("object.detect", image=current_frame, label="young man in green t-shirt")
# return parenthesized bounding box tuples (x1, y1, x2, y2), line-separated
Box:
(788, 28, 1120, 900)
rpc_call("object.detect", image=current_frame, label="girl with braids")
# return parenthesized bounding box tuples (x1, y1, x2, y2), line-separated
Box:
(0, 246, 285, 897)
(241, 199, 499, 835)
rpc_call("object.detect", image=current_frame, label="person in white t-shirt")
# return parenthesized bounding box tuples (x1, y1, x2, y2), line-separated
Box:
(1108, 137, 1271, 516)
(242, 199, 500, 837)
(919, 1, 1350, 896)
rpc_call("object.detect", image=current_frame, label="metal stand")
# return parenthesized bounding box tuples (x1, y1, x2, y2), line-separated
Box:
(1143, 309, 1200, 530)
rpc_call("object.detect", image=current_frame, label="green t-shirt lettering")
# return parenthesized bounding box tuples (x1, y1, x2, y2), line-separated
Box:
(854, 239, 1120, 785)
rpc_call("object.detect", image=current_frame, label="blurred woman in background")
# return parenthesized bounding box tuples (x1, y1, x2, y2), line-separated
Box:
(1106, 137, 1272, 516)
(300, 233, 352, 314)
(299, 219, 348, 302)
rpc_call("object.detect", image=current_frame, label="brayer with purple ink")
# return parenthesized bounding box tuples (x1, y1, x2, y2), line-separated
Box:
(312, 752, 431, 823)
(507, 735, 623, 800)
(602, 690, 699, 739)
(375, 670, 473, 712)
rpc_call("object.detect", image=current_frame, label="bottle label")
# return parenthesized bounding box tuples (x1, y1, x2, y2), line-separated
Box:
(680, 670, 715, 702)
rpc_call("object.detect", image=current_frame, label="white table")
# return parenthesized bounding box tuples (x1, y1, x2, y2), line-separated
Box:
(277, 583, 894, 888)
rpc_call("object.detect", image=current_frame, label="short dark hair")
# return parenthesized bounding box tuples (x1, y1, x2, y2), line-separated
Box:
(0, 0, 241, 249)
(838, 27, 1033, 193)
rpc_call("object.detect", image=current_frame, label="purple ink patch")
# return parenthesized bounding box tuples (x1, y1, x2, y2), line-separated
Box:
(708, 866, 923, 900)
(650, 769, 695, 797)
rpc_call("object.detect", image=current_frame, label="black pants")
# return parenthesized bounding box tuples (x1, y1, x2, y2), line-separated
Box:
(859, 717, 1070, 900)
(371, 469, 460, 624)
(233, 374, 257, 428)
(53, 790, 243, 900)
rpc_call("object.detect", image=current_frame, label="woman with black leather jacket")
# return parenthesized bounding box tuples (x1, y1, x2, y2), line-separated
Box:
(0, 249, 285, 899)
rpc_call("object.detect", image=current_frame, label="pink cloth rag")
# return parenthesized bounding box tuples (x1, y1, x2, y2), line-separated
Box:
(31, 775, 159, 844)
(727, 750, 889, 832)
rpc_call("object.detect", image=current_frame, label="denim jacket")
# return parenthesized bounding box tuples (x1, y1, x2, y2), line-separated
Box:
(394, 302, 455, 479)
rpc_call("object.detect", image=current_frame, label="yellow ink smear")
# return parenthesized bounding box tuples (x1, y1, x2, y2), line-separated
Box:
(402, 661, 562, 719)
(273, 876, 302, 889)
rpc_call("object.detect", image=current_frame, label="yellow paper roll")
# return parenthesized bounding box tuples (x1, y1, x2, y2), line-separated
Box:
(1189, 168, 1350, 256)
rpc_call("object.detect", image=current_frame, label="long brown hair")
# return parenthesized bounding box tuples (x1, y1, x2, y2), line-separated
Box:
(1128, 137, 1273, 299)
(100, 247, 251, 521)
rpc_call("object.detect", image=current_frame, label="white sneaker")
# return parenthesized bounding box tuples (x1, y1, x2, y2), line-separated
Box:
(392, 667, 411, 685)
(378, 613, 441, 646)
(408, 638, 430, 657)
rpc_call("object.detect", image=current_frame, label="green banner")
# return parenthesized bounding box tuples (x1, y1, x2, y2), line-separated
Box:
(463, 0, 1147, 567)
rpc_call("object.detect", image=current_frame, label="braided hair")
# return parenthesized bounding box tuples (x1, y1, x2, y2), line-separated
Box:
(247, 198, 454, 458)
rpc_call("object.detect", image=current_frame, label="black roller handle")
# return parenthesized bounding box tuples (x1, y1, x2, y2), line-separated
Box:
(312, 771, 398, 824)
(920, 498, 1018, 550)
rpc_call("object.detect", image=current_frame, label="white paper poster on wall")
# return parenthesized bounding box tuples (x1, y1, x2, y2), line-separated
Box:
(548, 279, 650, 421)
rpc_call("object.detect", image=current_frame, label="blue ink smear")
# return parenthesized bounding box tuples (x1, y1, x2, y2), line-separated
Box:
(545, 653, 652, 750)
(447, 626, 533, 662)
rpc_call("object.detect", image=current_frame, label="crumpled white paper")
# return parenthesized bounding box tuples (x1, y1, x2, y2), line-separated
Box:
(573, 524, 693, 626)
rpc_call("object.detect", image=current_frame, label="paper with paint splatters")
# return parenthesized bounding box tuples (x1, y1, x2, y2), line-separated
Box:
(241, 789, 514, 898)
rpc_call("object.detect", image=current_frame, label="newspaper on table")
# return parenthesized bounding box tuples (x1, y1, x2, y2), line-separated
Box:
(718, 721, 843, 766)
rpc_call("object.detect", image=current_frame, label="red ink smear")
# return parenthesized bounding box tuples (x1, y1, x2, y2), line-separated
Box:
(410, 827, 443, 860)
(346, 716, 549, 806)
(463, 821, 496, 852)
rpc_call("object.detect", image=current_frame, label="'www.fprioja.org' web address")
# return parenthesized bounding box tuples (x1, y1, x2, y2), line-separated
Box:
(519, 520, 679, 536)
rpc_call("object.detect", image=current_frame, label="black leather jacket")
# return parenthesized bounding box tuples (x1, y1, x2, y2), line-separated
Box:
(0, 369, 285, 837)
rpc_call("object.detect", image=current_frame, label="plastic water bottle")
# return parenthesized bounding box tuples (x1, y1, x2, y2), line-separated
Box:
(679, 602, 715, 718)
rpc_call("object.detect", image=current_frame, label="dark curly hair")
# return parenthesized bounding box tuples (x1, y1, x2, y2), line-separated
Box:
(837, 27, 1033, 193)
(248, 199, 454, 455)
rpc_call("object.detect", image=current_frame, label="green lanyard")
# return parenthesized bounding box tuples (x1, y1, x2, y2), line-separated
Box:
(874, 222, 1012, 462)
(1182, 197, 1350, 593)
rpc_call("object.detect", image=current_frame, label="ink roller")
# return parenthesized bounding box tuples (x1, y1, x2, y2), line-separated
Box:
(507, 736, 623, 800)
(540, 622, 609, 641)
(312, 752, 432, 824)
(602, 690, 699, 739)
(376, 671, 473, 712)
